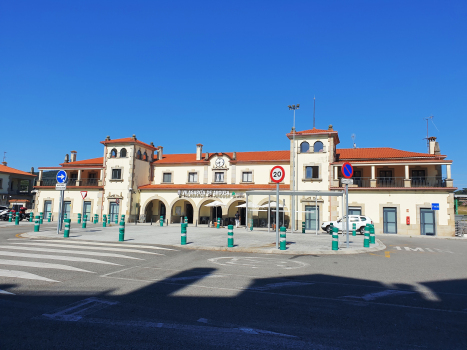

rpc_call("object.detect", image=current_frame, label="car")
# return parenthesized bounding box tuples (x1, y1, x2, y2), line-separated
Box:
(321, 215, 373, 234)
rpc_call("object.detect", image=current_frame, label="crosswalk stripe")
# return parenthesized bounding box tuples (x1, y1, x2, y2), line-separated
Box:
(0, 269, 58, 282)
(12, 242, 163, 255)
(0, 251, 121, 265)
(0, 246, 143, 260)
(35, 240, 176, 251)
(0, 259, 94, 273)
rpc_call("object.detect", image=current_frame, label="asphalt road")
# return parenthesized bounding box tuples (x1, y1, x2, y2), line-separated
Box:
(0, 225, 466, 349)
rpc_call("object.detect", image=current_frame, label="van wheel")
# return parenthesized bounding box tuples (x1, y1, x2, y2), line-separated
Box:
(359, 227, 365, 235)
(326, 226, 330, 233)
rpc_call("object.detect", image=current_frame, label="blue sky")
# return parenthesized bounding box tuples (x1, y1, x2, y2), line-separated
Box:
(1, 1, 466, 188)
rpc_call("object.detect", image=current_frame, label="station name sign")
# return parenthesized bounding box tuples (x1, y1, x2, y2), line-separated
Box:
(178, 190, 245, 199)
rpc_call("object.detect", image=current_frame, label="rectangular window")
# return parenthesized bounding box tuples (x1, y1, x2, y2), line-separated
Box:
(242, 172, 252, 182)
(215, 172, 224, 182)
(383, 207, 397, 234)
(349, 207, 362, 215)
(188, 172, 198, 183)
(163, 173, 172, 183)
(112, 169, 121, 180)
(305, 166, 319, 179)
(83, 201, 91, 218)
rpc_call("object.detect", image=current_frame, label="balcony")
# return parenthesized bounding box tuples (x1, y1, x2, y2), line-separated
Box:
(38, 178, 101, 187)
(337, 177, 448, 188)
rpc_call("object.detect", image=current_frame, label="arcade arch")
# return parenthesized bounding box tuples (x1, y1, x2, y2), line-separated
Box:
(169, 197, 197, 224)
(141, 195, 169, 224)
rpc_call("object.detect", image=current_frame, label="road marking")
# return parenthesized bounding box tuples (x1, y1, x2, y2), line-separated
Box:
(43, 297, 118, 321)
(0, 259, 94, 273)
(404, 247, 424, 252)
(342, 289, 415, 301)
(250, 281, 314, 291)
(12, 242, 163, 255)
(425, 248, 434, 252)
(0, 268, 58, 282)
(0, 251, 121, 265)
(208, 257, 308, 270)
(395, 246, 402, 250)
(0, 289, 14, 295)
(35, 240, 176, 251)
(15, 233, 25, 239)
(385, 251, 390, 258)
(0, 246, 142, 260)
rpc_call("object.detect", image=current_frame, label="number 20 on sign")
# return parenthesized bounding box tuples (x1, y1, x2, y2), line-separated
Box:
(270, 166, 285, 183)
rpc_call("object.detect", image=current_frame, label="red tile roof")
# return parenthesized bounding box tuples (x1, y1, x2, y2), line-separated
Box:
(286, 127, 340, 143)
(100, 137, 156, 150)
(139, 184, 290, 190)
(0, 164, 36, 177)
(336, 148, 446, 160)
(155, 151, 290, 164)
(60, 157, 104, 167)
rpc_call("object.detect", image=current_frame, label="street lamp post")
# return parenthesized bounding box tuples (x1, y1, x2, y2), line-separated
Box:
(288, 104, 299, 233)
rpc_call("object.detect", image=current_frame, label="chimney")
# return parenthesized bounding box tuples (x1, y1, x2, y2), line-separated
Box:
(196, 144, 203, 161)
(64, 154, 69, 163)
(105, 135, 110, 141)
(328, 124, 333, 131)
(1, 161, 6, 166)
(157, 146, 163, 160)
(70, 151, 77, 162)
(132, 134, 137, 141)
(232, 152, 237, 160)
(428, 137, 437, 154)
(204, 152, 209, 160)
(30, 167, 34, 174)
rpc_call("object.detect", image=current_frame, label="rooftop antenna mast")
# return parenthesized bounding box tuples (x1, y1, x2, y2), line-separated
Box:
(351, 134, 356, 148)
(423, 116, 434, 152)
(2, 152, 6, 163)
(313, 96, 316, 129)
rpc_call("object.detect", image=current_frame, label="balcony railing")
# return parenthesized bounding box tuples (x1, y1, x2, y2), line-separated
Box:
(39, 178, 100, 187)
(339, 177, 447, 188)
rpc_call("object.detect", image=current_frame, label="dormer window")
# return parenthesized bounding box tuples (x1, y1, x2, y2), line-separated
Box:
(300, 142, 309, 153)
(313, 141, 324, 152)
(110, 149, 117, 158)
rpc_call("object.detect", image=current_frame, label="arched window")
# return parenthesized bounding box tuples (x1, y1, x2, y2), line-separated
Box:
(136, 150, 142, 160)
(314, 141, 324, 152)
(110, 149, 117, 158)
(143, 151, 148, 161)
(120, 148, 127, 157)
(300, 142, 309, 153)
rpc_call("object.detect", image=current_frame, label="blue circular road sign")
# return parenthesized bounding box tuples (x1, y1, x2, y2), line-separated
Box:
(56, 170, 67, 184)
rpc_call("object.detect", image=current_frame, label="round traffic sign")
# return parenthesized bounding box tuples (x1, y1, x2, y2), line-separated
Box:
(270, 166, 285, 183)
(342, 162, 353, 179)
(56, 170, 68, 184)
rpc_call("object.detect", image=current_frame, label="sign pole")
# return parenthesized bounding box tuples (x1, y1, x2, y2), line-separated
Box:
(276, 183, 279, 249)
(346, 183, 349, 248)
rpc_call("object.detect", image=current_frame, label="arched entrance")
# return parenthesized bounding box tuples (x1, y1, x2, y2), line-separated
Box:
(170, 199, 194, 224)
(198, 199, 225, 226)
(144, 199, 166, 223)
(227, 200, 246, 226)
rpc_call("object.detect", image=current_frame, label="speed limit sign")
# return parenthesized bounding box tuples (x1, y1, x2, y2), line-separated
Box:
(270, 165, 285, 183)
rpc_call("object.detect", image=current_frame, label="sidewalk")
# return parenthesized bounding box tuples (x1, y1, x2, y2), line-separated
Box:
(21, 223, 385, 255)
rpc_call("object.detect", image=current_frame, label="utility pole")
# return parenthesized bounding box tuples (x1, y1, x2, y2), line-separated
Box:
(288, 104, 299, 233)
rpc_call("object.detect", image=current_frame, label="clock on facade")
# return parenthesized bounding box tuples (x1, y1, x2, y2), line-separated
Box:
(215, 158, 225, 167)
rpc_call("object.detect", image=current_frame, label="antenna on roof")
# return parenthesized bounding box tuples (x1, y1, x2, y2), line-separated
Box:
(423, 116, 435, 152)
(2, 152, 6, 163)
(351, 134, 356, 148)
(313, 96, 316, 129)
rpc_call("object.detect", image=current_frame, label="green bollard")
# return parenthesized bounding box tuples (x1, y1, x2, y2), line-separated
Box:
(94, 214, 98, 224)
(181, 223, 187, 245)
(280, 226, 287, 250)
(217, 217, 220, 229)
(64, 219, 70, 238)
(77, 213, 82, 224)
(64, 213, 67, 220)
(332, 226, 339, 250)
(82, 215, 87, 229)
(47, 212, 52, 222)
(29, 213, 34, 222)
(370, 225, 375, 244)
(184, 216, 188, 224)
(103, 215, 107, 227)
(34, 216, 40, 232)
(352, 223, 356, 236)
(107, 214, 111, 225)
(250, 218, 253, 231)
(15, 213, 20, 225)
(302, 221, 306, 233)
(119, 227, 125, 241)
(329, 222, 333, 235)
(160, 215, 164, 227)
(40, 212, 43, 224)
(228, 224, 234, 247)
(115, 214, 118, 224)
(364, 224, 370, 248)
(8, 211, 12, 222)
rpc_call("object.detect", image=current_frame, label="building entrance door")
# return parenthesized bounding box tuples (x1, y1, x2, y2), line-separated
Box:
(383, 207, 397, 233)
(240, 207, 246, 225)
(44, 200, 52, 220)
(83, 201, 91, 220)
(420, 209, 436, 236)
(64, 201, 71, 219)
(186, 204, 193, 224)
(305, 205, 319, 231)
(109, 202, 119, 222)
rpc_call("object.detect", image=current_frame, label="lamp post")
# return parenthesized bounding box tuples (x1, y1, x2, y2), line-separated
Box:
(288, 104, 299, 233)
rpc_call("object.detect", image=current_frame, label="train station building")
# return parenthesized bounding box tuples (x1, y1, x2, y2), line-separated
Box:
(33, 126, 456, 236)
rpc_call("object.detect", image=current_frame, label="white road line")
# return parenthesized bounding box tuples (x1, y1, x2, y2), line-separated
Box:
(43, 297, 118, 321)
(0, 269, 58, 282)
(36, 240, 176, 251)
(250, 281, 314, 291)
(0, 289, 14, 295)
(342, 289, 415, 301)
(0, 259, 94, 273)
(12, 242, 163, 255)
(0, 251, 121, 265)
(0, 246, 142, 260)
